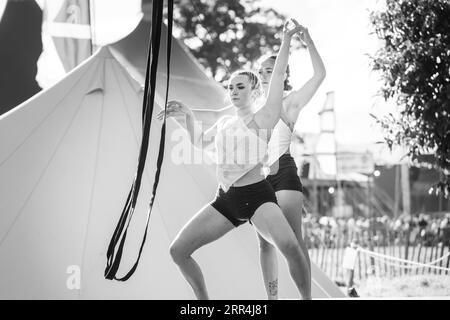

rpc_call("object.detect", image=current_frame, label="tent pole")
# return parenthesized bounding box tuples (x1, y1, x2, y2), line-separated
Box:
(87, 0, 94, 54)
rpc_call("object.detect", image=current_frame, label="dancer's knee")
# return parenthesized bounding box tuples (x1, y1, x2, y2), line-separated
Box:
(277, 238, 301, 258)
(258, 236, 276, 253)
(169, 240, 190, 264)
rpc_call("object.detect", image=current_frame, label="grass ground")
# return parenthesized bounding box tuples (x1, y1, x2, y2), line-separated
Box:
(309, 245, 450, 282)
(355, 274, 450, 298)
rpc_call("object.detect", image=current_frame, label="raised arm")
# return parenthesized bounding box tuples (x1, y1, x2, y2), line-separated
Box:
(254, 19, 301, 130)
(284, 27, 326, 123)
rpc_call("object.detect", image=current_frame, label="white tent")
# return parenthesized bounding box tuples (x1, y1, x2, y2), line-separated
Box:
(0, 19, 344, 299)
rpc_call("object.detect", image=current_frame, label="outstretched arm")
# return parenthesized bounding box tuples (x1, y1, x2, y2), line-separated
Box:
(284, 27, 326, 124)
(191, 105, 234, 128)
(254, 19, 301, 130)
(164, 100, 217, 149)
(158, 104, 233, 129)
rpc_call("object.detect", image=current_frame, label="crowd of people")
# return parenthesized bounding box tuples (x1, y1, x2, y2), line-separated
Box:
(302, 213, 450, 249)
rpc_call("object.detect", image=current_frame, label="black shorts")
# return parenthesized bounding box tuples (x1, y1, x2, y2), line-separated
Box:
(266, 153, 303, 193)
(210, 180, 278, 227)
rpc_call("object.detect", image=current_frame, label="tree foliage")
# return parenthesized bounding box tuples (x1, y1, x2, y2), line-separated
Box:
(172, 0, 301, 84)
(370, 0, 450, 197)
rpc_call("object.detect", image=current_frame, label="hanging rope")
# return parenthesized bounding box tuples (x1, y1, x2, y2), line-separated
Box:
(104, 0, 174, 281)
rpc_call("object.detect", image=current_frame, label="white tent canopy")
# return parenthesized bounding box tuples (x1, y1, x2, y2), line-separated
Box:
(0, 19, 344, 299)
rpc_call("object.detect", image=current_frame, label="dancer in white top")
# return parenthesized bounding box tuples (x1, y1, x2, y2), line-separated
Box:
(165, 19, 311, 300)
(161, 24, 325, 299)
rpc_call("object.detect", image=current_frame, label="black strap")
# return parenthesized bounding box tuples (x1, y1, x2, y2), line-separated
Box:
(104, 0, 173, 281)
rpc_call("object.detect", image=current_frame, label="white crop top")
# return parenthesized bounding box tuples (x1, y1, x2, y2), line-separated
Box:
(214, 114, 269, 191)
(267, 119, 293, 166)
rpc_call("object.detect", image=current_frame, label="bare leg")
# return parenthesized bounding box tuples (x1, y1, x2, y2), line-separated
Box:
(170, 204, 235, 300)
(251, 202, 311, 300)
(276, 190, 312, 294)
(256, 190, 312, 300)
(256, 233, 279, 299)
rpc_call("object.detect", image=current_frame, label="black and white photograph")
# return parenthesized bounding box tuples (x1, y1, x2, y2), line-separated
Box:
(0, 0, 449, 305)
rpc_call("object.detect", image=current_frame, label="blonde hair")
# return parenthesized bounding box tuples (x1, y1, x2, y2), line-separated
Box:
(230, 70, 263, 98)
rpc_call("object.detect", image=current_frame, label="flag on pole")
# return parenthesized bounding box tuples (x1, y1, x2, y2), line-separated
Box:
(43, 0, 92, 72)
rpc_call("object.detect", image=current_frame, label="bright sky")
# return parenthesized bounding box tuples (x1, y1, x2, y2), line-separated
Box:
(259, 0, 394, 149)
(0, 0, 6, 20)
(1, 0, 396, 153)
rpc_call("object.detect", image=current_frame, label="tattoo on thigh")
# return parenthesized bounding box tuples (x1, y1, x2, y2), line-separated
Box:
(268, 279, 278, 297)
